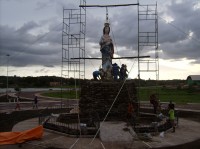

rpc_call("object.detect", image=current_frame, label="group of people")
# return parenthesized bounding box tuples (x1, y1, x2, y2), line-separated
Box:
(93, 63, 128, 81)
(14, 95, 38, 110)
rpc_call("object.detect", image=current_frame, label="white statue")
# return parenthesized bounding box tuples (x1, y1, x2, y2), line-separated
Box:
(99, 22, 114, 79)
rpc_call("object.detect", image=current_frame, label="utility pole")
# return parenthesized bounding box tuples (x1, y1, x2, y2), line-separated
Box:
(6, 54, 10, 102)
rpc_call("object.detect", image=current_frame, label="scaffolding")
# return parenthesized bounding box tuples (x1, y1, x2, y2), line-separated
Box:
(61, 1, 159, 105)
(138, 3, 159, 79)
(137, 3, 159, 104)
(61, 0, 86, 104)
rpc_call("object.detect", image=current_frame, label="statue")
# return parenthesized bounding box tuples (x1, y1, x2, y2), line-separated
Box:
(99, 22, 114, 79)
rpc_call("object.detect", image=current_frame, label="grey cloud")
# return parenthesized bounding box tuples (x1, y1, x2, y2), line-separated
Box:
(17, 21, 39, 34)
(35, 68, 49, 73)
(0, 19, 62, 67)
(44, 64, 54, 67)
(157, 0, 200, 63)
(1, 0, 200, 69)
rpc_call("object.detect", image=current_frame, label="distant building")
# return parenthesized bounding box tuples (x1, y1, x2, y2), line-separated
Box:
(49, 82, 60, 87)
(186, 75, 200, 86)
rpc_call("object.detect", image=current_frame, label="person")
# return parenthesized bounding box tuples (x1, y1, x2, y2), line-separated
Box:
(99, 23, 114, 75)
(33, 95, 38, 109)
(93, 70, 100, 80)
(168, 103, 175, 132)
(168, 100, 174, 110)
(15, 96, 20, 110)
(112, 63, 120, 80)
(100, 68, 105, 79)
(149, 93, 158, 114)
(127, 101, 136, 127)
(127, 102, 134, 119)
(124, 64, 128, 78)
(120, 64, 128, 80)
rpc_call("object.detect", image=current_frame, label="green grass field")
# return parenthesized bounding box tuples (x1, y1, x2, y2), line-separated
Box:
(41, 90, 79, 99)
(41, 87, 200, 104)
(138, 87, 200, 104)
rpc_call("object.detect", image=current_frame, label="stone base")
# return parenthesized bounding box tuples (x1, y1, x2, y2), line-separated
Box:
(79, 80, 137, 121)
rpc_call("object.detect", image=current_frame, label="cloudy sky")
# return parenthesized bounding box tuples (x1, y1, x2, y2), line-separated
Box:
(0, 0, 199, 80)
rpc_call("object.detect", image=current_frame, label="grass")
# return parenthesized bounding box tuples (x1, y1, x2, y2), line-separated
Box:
(41, 90, 79, 99)
(138, 87, 200, 104)
(41, 87, 200, 104)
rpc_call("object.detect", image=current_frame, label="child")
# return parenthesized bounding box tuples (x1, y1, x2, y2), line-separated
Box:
(15, 96, 20, 110)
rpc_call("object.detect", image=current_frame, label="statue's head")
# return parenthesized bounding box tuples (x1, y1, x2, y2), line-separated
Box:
(103, 26, 110, 35)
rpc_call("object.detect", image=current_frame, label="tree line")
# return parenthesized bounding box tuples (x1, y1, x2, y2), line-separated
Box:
(0, 76, 82, 88)
(0, 75, 186, 88)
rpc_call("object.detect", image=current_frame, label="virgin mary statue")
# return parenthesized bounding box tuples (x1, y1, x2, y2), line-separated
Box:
(99, 22, 114, 73)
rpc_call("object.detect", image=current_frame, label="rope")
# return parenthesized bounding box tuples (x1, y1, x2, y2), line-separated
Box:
(69, 138, 80, 149)
(88, 58, 138, 147)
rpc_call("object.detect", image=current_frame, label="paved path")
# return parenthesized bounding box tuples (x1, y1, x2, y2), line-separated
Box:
(0, 117, 199, 149)
(0, 91, 78, 113)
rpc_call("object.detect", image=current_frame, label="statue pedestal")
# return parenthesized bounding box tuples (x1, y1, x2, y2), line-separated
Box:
(79, 80, 137, 121)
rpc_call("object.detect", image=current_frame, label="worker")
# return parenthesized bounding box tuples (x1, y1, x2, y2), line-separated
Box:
(93, 70, 101, 80)
(127, 101, 136, 126)
(112, 63, 120, 80)
(168, 101, 175, 132)
(149, 93, 159, 114)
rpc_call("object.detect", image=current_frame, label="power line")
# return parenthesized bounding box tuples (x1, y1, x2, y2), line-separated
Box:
(142, 6, 200, 43)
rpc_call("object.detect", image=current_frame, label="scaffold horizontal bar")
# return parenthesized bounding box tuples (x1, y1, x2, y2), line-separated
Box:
(71, 56, 150, 60)
(140, 70, 159, 72)
(79, 3, 139, 7)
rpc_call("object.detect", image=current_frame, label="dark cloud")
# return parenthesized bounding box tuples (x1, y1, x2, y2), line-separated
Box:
(157, 0, 200, 63)
(17, 21, 39, 34)
(0, 20, 62, 67)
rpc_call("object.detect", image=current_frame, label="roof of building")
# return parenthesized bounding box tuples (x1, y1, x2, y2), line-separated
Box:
(187, 75, 200, 81)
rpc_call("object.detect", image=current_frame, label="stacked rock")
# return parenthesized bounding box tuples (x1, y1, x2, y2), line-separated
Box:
(79, 80, 137, 121)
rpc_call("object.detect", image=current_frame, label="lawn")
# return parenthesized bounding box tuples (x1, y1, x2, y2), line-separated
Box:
(138, 87, 200, 104)
(41, 90, 79, 99)
(41, 87, 200, 104)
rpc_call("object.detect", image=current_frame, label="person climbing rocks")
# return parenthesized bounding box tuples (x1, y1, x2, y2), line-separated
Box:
(149, 93, 159, 114)
(93, 70, 101, 80)
(93, 68, 105, 80)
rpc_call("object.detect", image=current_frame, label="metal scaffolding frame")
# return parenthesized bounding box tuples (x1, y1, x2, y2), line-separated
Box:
(137, 3, 159, 108)
(61, 0, 86, 105)
(60, 1, 159, 107)
(61, 0, 86, 79)
(138, 3, 159, 80)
